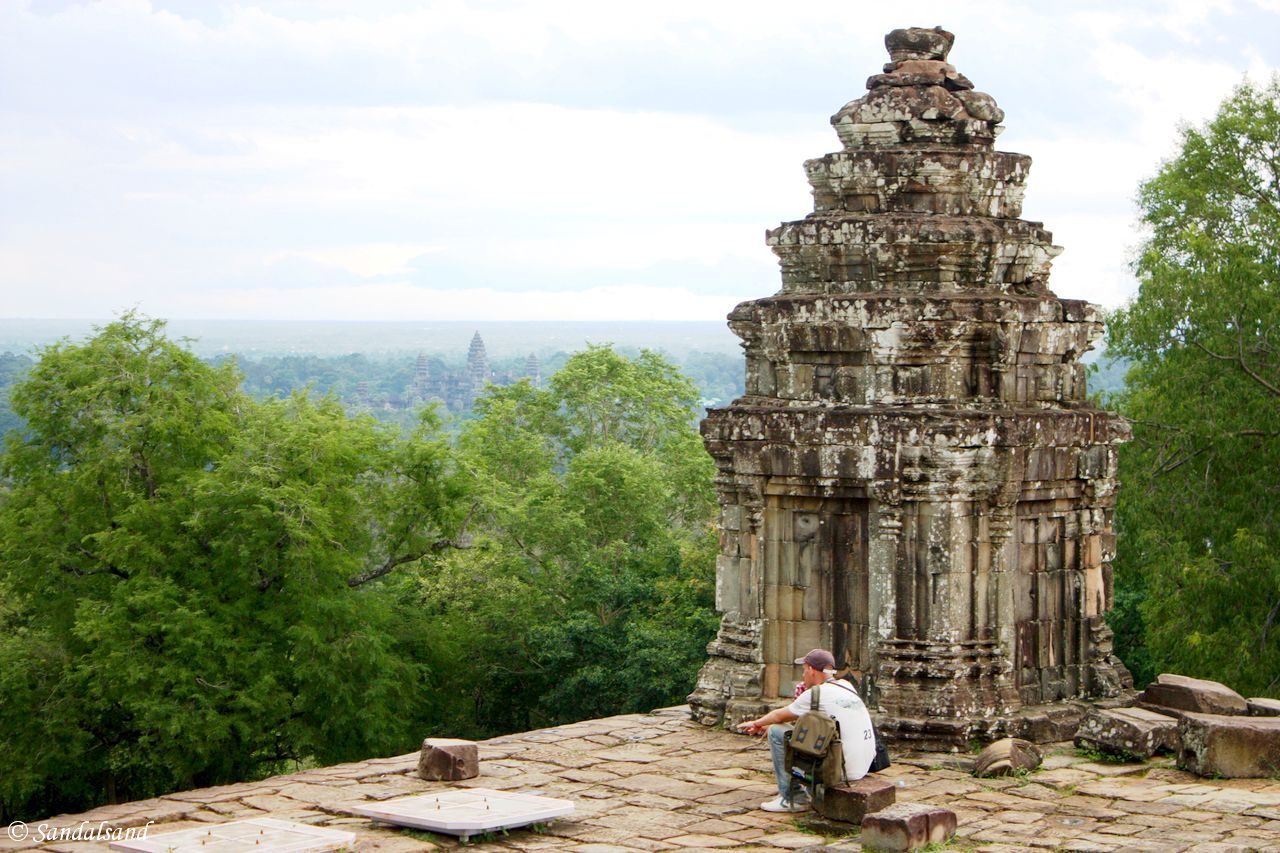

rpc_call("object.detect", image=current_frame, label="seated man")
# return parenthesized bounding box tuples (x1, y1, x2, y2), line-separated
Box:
(737, 648, 876, 813)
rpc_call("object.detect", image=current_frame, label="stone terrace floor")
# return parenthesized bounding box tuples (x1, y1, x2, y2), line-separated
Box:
(5, 707, 1280, 853)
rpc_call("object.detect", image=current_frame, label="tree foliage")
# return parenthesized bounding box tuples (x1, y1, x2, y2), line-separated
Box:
(0, 315, 463, 819)
(0, 323, 723, 819)
(1108, 78, 1280, 695)
(419, 346, 719, 735)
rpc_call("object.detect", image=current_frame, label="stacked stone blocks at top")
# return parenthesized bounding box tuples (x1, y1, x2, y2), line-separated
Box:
(689, 25, 1132, 748)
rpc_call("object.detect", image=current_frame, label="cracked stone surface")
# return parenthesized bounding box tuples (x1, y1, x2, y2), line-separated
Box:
(7, 707, 1280, 853)
(688, 25, 1132, 749)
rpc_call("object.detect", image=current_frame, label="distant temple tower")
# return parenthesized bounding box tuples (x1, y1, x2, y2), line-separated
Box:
(688, 27, 1131, 748)
(411, 353, 432, 400)
(466, 331, 491, 404)
(525, 353, 541, 387)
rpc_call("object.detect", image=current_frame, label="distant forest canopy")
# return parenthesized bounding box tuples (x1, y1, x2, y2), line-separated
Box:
(216, 345, 746, 419)
(0, 335, 1127, 439)
(0, 332, 748, 436)
(0, 319, 742, 360)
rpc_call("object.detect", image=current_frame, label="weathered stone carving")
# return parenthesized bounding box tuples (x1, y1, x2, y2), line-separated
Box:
(1074, 706, 1179, 759)
(973, 737, 1043, 777)
(688, 26, 1132, 748)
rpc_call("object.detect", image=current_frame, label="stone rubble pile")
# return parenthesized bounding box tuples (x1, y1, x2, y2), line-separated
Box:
(972, 737, 1043, 778)
(1076, 672, 1280, 778)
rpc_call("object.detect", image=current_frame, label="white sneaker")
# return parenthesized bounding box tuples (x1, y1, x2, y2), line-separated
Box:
(760, 795, 811, 813)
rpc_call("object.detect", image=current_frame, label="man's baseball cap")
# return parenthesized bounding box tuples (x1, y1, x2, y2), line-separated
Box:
(794, 649, 836, 672)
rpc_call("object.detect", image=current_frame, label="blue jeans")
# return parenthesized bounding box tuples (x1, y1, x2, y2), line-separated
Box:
(768, 724, 805, 800)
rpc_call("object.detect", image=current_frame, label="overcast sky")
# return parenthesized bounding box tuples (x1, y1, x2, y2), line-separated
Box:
(2, 0, 1277, 322)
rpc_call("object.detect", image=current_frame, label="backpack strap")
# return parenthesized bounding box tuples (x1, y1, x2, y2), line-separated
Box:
(821, 678, 867, 700)
(810, 685, 821, 711)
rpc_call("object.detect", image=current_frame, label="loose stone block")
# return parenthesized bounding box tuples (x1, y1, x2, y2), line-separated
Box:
(816, 775, 895, 823)
(418, 737, 479, 781)
(973, 737, 1042, 777)
(1140, 673, 1248, 716)
(1074, 706, 1179, 758)
(1177, 712, 1280, 778)
(861, 802, 957, 851)
(1247, 697, 1280, 717)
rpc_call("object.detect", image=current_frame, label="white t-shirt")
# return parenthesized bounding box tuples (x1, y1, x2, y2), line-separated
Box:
(787, 678, 876, 781)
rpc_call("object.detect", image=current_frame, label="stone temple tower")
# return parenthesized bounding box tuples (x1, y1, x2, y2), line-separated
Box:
(465, 331, 490, 406)
(688, 27, 1132, 749)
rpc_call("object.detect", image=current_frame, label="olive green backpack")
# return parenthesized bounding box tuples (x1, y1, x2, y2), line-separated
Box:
(789, 685, 839, 757)
(785, 685, 845, 788)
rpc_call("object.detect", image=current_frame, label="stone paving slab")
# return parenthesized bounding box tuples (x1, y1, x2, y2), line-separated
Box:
(11, 707, 1280, 852)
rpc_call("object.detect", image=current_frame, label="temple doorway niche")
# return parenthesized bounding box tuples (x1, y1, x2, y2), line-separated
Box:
(1013, 501, 1085, 705)
(761, 493, 869, 698)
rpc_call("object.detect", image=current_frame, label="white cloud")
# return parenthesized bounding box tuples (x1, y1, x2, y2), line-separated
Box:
(1, 1, 1278, 320)
(1078, 22, 1254, 145)
(1044, 212, 1144, 307)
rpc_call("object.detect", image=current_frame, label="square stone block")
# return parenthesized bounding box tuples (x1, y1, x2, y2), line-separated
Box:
(792, 619, 823, 655)
(1140, 673, 1248, 716)
(418, 738, 479, 781)
(763, 583, 780, 620)
(861, 802, 956, 851)
(1074, 706, 1179, 758)
(802, 583, 825, 620)
(817, 776, 895, 823)
(1178, 712, 1280, 778)
(763, 662, 781, 698)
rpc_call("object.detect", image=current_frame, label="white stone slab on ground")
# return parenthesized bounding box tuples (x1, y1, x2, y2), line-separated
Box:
(109, 818, 355, 853)
(350, 787, 575, 841)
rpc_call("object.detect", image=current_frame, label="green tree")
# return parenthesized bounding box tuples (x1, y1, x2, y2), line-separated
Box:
(0, 315, 462, 819)
(419, 346, 719, 734)
(1108, 78, 1280, 695)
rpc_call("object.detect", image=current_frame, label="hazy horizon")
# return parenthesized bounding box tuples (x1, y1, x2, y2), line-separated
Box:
(0, 318, 742, 359)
